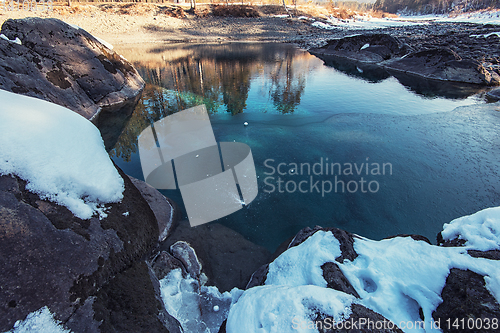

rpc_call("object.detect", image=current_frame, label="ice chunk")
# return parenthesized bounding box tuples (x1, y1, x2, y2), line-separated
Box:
(5, 306, 71, 333)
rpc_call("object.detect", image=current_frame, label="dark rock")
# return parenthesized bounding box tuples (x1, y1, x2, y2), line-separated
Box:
(389, 70, 486, 99)
(383, 48, 499, 86)
(310, 34, 409, 64)
(161, 220, 271, 292)
(218, 319, 227, 333)
(0, 18, 144, 122)
(316, 303, 404, 332)
(92, 261, 170, 333)
(146, 262, 183, 333)
(129, 176, 180, 243)
(437, 231, 467, 247)
(151, 251, 187, 281)
(467, 250, 500, 260)
(316, 54, 392, 83)
(321, 262, 360, 298)
(486, 87, 500, 100)
(170, 241, 203, 280)
(309, 32, 499, 86)
(432, 269, 500, 333)
(245, 264, 269, 289)
(384, 234, 431, 245)
(0, 165, 167, 332)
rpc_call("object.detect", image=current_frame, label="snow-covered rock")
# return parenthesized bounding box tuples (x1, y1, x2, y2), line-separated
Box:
(224, 217, 500, 333)
(0, 92, 177, 332)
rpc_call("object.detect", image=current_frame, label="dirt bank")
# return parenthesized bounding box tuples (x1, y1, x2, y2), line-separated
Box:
(1, 3, 499, 66)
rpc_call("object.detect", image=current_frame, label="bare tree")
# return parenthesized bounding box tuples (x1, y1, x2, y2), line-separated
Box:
(282, 0, 292, 17)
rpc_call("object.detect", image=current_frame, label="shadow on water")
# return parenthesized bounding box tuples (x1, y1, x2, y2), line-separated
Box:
(103, 42, 498, 252)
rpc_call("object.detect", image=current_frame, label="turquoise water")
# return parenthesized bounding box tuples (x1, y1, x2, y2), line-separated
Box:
(107, 42, 500, 252)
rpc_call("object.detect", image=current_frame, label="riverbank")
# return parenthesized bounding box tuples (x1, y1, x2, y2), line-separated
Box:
(1, 4, 499, 65)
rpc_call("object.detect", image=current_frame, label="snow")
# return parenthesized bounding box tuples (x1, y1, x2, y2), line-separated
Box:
(4, 307, 71, 333)
(312, 21, 337, 30)
(311, 9, 500, 30)
(398, 10, 500, 25)
(266, 231, 341, 287)
(441, 206, 500, 251)
(226, 285, 354, 333)
(298, 16, 315, 21)
(225, 223, 500, 333)
(470, 32, 500, 38)
(360, 43, 370, 50)
(157, 206, 500, 333)
(66, 23, 81, 31)
(93, 35, 114, 50)
(0, 34, 22, 45)
(0, 89, 124, 219)
(312, 15, 427, 30)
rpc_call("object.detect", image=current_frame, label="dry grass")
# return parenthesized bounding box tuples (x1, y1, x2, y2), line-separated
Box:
(295, 4, 331, 18)
(368, 9, 398, 18)
(327, 5, 357, 20)
(14, 2, 396, 22)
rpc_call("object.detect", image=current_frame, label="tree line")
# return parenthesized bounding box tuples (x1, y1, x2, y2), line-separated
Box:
(373, 0, 500, 14)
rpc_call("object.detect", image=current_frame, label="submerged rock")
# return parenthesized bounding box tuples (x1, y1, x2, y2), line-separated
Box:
(0, 18, 144, 122)
(161, 220, 271, 292)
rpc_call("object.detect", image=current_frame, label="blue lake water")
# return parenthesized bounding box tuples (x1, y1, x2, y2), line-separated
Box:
(106, 42, 500, 252)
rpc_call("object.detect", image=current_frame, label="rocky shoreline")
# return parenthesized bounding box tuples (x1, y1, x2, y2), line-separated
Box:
(1, 14, 500, 333)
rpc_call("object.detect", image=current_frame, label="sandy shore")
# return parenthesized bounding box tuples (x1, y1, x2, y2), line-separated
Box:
(0, 3, 324, 45)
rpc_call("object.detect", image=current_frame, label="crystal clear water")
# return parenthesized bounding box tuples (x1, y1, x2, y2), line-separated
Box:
(106, 42, 500, 252)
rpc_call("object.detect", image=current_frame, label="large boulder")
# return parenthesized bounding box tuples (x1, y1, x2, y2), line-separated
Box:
(310, 34, 410, 64)
(0, 18, 144, 122)
(432, 268, 500, 333)
(310, 34, 499, 86)
(129, 176, 180, 243)
(383, 48, 500, 86)
(487, 87, 500, 100)
(0, 167, 179, 332)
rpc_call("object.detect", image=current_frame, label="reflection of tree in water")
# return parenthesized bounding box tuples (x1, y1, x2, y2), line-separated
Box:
(133, 45, 309, 115)
(110, 44, 314, 160)
(110, 83, 221, 161)
(220, 61, 251, 115)
(268, 50, 306, 114)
